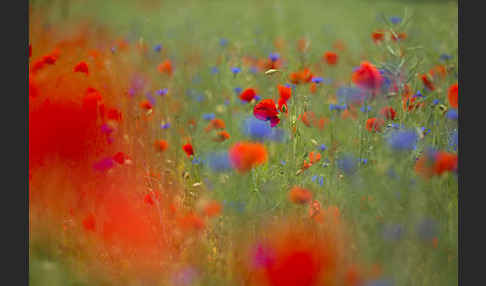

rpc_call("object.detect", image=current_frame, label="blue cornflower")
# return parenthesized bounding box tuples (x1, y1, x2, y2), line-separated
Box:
(361, 158, 368, 165)
(360, 106, 372, 112)
(389, 16, 402, 24)
(234, 87, 242, 95)
(242, 117, 286, 142)
(382, 223, 405, 241)
(157, 88, 168, 96)
(413, 91, 424, 98)
(421, 127, 431, 135)
(337, 155, 358, 175)
(243, 117, 272, 139)
(284, 83, 295, 89)
(440, 53, 452, 61)
(202, 113, 215, 120)
(312, 175, 318, 182)
(329, 104, 347, 111)
(318, 176, 324, 186)
(207, 152, 232, 172)
(280, 160, 286, 166)
(254, 95, 261, 102)
(231, 67, 241, 75)
(224, 99, 230, 105)
(387, 129, 418, 151)
(196, 95, 204, 102)
(153, 44, 162, 52)
(161, 123, 171, 129)
(433, 99, 440, 105)
(446, 109, 458, 120)
(416, 218, 439, 240)
(269, 52, 280, 62)
(319, 144, 327, 151)
(211, 66, 219, 74)
(311, 77, 323, 84)
(219, 38, 228, 47)
(192, 158, 202, 165)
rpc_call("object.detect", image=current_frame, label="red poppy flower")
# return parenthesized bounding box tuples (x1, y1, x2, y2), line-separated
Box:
(203, 200, 223, 218)
(157, 59, 173, 76)
(323, 51, 338, 65)
(229, 142, 268, 173)
(310, 82, 317, 93)
(182, 143, 194, 157)
(213, 130, 230, 142)
(420, 74, 435, 91)
(372, 31, 385, 43)
(299, 111, 316, 127)
(365, 118, 384, 132)
(278, 85, 291, 102)
(415, 151, 458, 178)
(448, 83, 458, 109)
(289, 186, 312, 204)
(155, 140, 168, 152)
(205, 118, 226, 132)
(429, 65, 447, 80)
(352, 61, 383, 91)
(240, 88, 257, 102)
(139, 100, 153, 110)
(379, 106, 396, 120)
(73, 61, 89, 75)
(254, 99, 280, 127)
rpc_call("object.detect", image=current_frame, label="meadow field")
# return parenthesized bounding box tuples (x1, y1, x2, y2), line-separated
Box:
(29, 0, 459, 285)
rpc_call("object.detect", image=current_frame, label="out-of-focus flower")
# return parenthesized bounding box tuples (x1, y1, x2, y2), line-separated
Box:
(352, 61, 383, 91)
(337, 154, 358, 175)
(448, 83, 458, 109)
(207, 152, 233, 172)
(372, 31, 385, 44)
(387, 129, 418, 151)
(203, 113, 216, 121)
(289, 186, 312, 204)
(231, 67, 241, 75)
(415, 149, 458, 178)
(419, 74, 435, 91)
(380, 106, 396, 120)
(153, 44, 162, 52)
(366, 118, 385, 132)
(155, 139, 168, 152)
(446, 109, 458, 120)
(389, 16, 402, 24)
(157, 88, 168, 96)
(323, 51, 338, 65)
(228, 142, 268, 173)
